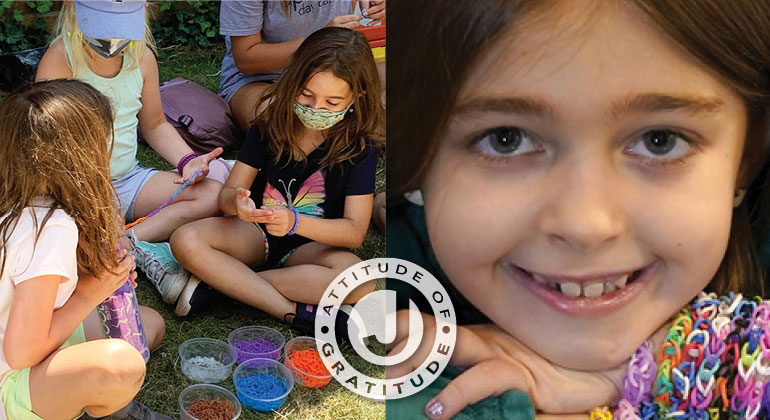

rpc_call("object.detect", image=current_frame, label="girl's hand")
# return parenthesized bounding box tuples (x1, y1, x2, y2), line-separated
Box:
(327, 14, 363, 29)
(261, 205, 296, 236)
(234, 187, 262, 223)
(387, 312, 626, 418)
(176, 147, 224, 185)
(74, 249, 134, 307)
(359, 0, 385, 26)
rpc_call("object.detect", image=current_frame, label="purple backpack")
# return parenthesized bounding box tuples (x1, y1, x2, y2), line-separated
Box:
(139, 78, 243, 153)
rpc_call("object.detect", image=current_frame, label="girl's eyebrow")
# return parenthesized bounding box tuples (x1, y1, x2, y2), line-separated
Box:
(610, 93, 725, 119)
(302, 86, 347, 101)
(451, 93, 725, 120)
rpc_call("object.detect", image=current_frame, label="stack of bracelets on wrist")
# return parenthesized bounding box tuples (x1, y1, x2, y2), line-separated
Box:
(177, 152, 200, 174)
(590, 292, 770, 419)
(287, 207, 300, 235)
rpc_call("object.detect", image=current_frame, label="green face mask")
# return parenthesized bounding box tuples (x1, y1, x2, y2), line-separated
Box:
(293, 101, 351, 131)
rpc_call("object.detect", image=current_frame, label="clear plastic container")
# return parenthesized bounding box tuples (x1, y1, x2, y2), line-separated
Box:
(233, 358, 293, 412)
(283, 336, 333, 389)
(179, 338, 236, 384)
(227, 326, 285, 363)
(179, 383, 241, 420)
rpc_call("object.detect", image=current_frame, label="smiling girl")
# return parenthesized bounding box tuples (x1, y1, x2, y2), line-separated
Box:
(387, 0, 770, 418)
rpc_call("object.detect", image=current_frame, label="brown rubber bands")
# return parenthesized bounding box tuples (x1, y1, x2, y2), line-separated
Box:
(186, 398, 237, 420)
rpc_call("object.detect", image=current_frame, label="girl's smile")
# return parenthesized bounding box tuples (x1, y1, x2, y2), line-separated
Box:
(422, 1, 748, 370)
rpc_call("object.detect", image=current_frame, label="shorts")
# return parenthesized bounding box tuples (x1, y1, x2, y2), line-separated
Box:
(254, 223, 304, 269)
(1, 324, 86, 420)
(112, 164, 158, 221)
(221, 77, 276, 103)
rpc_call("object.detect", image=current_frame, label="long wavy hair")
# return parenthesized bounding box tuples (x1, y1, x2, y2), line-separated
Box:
(388, 0, 770, 297)
(0, 79, 120, 279)
(254, 27, 384, 170)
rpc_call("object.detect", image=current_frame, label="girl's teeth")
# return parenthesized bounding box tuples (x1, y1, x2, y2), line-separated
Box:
(583, 283, 604, 297)
(535, 273, 634, 297)
(559, 282, 581, 297)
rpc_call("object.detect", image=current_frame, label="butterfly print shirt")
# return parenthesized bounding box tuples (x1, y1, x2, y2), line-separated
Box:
(237, 126, 378, 245)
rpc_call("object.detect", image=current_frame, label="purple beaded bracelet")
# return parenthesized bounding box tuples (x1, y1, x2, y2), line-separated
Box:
(177, 152, 200, 175)
(287, 208, 300, 235)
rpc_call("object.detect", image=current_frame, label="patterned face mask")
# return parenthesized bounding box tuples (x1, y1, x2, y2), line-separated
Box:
(83, 35, 132, 59)
(293, 101, 351, 131)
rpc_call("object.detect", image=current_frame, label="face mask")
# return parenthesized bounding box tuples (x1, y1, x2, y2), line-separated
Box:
(293, 101, 351, 131)
(83, 35, 132, 59)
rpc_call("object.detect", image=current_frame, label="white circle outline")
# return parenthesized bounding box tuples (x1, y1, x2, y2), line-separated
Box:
(315, 258, 457, 400)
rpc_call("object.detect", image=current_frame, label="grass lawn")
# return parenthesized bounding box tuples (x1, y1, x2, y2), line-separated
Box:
(133, 44, 385, 419)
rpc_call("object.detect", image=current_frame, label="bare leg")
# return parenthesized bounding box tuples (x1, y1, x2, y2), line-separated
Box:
(29, 339, 146, 420)
(258, 241, 373, 304)
(229, 82, 271, 131)
(130, 172, 222, 242)
(170, 216, 295, 319)
(83, 306, 166, 351)
(372, 192, 386, 231)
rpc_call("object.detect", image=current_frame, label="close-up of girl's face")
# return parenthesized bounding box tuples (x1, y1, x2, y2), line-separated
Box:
(422, 2, 749, 370)
(297, 70, 353, 112)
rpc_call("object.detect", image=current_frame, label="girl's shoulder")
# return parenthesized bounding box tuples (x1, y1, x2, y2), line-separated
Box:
(5, 205, 76, 246)
(36, 39, 73, 80)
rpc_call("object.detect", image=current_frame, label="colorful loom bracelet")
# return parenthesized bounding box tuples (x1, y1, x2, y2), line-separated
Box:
(591, 292, 770, 419)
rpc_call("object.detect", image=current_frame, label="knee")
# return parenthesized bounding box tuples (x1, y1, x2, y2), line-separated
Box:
(140, 306, 165, 351)
(90, 340, 146, 394)
(170, 223, 206, 266)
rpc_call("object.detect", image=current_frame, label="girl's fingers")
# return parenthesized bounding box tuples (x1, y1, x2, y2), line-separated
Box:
(204, 147, 224, 162)
(424, 359, 530, 420)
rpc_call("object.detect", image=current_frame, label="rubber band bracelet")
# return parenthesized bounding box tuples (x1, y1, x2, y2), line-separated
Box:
(177, 152, 200, 174)
(287, 208, 300, 236)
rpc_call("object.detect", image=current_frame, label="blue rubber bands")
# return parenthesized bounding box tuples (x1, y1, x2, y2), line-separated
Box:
(235, 372, 288, 411)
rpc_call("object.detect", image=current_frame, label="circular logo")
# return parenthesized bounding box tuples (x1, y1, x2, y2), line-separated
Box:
(315, 258, 456, 400)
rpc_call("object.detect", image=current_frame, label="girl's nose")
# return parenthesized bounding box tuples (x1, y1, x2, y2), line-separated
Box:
(538, 160, 626, 252)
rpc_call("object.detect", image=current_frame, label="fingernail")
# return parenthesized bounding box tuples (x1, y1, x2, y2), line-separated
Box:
(424, 398, 444, 418)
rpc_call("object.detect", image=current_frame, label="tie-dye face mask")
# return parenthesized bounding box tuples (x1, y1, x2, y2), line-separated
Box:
(293, 101, 351, 131)
(83, 35, 132, 59)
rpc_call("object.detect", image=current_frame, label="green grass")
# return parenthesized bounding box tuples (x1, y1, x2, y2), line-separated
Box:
(133, 45, 385, 419)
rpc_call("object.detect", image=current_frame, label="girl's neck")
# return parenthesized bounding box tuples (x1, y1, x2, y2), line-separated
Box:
(298, 128, 325, 155)
(85, 50, 123, 79)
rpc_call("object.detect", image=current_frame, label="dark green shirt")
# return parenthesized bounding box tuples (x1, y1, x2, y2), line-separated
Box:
(386, 202, 535, 419)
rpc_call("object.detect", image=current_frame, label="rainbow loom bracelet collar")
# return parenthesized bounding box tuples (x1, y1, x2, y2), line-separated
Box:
(590, 292, 770, 420)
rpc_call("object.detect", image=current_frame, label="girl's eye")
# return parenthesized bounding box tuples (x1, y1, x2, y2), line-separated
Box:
(301, 91, 312, 98)
(626, 129, 691, 160)
(327, 101, 340, 107)
(473, 127, 540, 156)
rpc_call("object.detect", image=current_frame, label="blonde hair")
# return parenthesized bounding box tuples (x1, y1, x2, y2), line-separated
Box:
(0, 80, 120, 279)
(51, 2, 156, 76)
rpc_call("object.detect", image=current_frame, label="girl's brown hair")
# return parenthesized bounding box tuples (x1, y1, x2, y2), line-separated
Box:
(254, 27, 384, 170)
(0, 79, 120, 279)
(387, 0, 770, 296)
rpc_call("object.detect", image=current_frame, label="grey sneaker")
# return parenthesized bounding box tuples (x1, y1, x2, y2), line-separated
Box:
(128, 233, 189, 304)
(82, 400, 172, 420)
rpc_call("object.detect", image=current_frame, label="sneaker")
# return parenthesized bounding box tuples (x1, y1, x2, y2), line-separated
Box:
(82, 400, 172, 420)
(174, 275, 219, 317)
(285, 303, 352, 343)
(128, 234, 188, 304)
